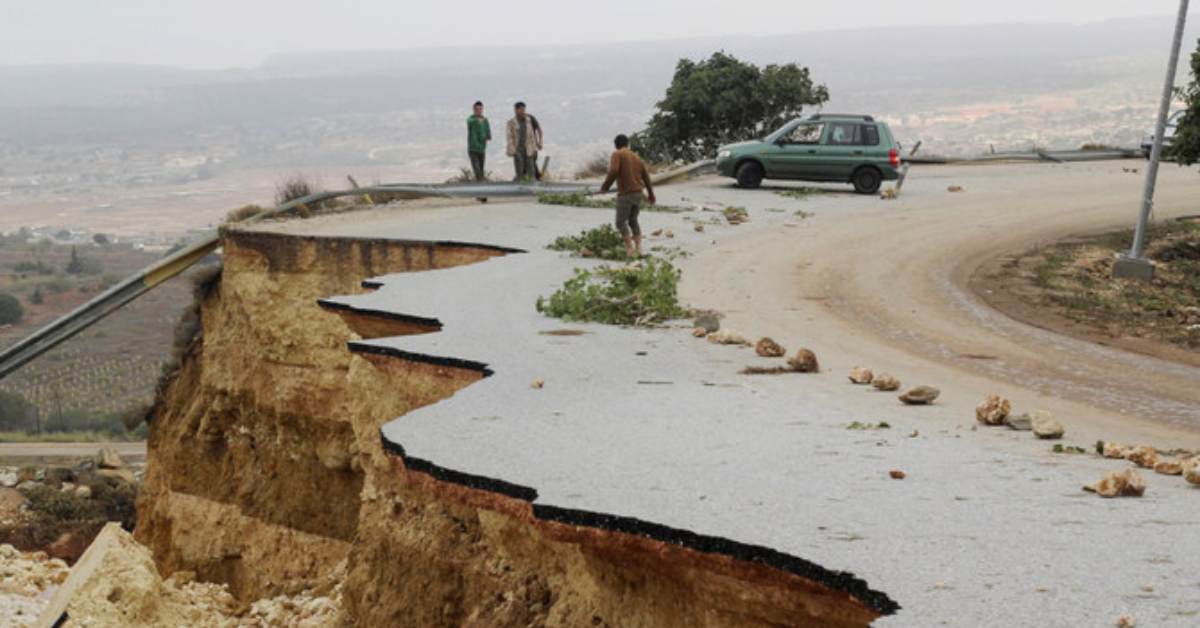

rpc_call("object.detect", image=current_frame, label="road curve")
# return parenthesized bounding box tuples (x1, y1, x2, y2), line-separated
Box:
(676, 160, 1200, 447)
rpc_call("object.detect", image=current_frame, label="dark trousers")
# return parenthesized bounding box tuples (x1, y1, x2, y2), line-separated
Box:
(469, 151, 486, 181)
(513, 152, 538, 181)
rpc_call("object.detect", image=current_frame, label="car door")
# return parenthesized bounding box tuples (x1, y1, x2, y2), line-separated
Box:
(765, 122, 824, 178)
(819, 122, 866, 180)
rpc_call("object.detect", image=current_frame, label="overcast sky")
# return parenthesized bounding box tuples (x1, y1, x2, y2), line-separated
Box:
(0, 1, 1190, 69)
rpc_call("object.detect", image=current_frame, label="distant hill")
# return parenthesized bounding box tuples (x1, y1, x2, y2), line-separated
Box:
(0, 16, 1196, 178)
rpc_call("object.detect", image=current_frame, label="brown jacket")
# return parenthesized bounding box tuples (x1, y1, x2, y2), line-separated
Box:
(600, 148, 652, 195)
(506, 116, 542, 157)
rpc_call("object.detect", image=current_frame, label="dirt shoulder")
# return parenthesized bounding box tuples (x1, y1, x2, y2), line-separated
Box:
(973, 216, 1200, 368)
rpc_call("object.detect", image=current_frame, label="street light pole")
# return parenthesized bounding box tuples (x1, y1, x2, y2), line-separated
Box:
(1113, 0, 1191, 281)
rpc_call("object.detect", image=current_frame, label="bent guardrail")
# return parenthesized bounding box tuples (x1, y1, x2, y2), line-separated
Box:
(0, 165, 715, 381)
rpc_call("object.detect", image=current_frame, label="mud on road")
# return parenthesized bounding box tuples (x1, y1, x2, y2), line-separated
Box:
(677, 160, 1200, 445)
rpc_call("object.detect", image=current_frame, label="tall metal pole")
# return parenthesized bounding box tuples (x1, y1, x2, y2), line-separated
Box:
(1115, 0, 1191, 280)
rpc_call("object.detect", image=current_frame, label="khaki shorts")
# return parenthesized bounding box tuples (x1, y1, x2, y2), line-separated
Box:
(615, 192, 643, 237)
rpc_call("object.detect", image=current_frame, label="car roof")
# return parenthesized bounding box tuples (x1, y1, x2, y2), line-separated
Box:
(807, 113, 875, 122)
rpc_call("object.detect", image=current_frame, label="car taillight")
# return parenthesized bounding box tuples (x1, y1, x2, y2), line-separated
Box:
(889, 148, 900, 167)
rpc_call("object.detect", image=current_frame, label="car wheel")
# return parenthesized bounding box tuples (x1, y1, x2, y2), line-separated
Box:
(736, 162, 764, 189)
(852, 167, 882, 195)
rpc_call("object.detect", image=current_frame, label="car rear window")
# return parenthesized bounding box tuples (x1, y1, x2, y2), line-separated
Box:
(827, 122, 881, 146)
(861, 124, 880, 146)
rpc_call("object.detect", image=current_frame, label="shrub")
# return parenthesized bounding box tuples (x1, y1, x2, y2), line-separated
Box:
(275, 175, 316, 206)
(574, 154, 611, 180)
(226, 204, 266, 224)
(536, 258, 686, 326)
(548, 225, 627, 260)
(0, 292, 24, 325)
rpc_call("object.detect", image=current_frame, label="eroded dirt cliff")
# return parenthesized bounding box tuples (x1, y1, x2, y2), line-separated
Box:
(136, 227, 892, 627)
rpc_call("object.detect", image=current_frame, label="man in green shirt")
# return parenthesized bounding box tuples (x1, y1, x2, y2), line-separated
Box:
(467, 101, 491, 182)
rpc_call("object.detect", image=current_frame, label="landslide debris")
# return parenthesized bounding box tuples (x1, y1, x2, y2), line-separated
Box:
(848, 367, 874, 385)
(872, 374, 901, 391)
(754, 337, 786, 357)
(1030, 410, 1065, 440)
(899, 386, 939, 405)
(37, 524, 340, 628)
(1084, 469, 1146, 498)
(0, 544, 69, 624)
(975, 394, 1011, 426)
(787, 348, 820, 373)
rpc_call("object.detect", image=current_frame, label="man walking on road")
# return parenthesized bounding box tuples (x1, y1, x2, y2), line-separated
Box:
(599, 134, 656, 258)
(506, 102, 542, 181)
(467, 101, 491, 181)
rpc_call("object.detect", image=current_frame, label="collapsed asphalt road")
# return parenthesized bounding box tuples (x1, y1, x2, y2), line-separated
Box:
(231, 160, 1200, 626)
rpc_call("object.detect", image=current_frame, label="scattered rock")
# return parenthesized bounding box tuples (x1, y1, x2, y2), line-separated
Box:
(75, 484, 93, 499)
(889, 469, 906, 480)
(1030, 410, 1065, 440)
(848, 367, 874, 385)
(1153, 459, 1183, 476)
(693, 310, 721, 333)
(0, 468, 17, 488)
(531, 378, 545, 389)
(1006, 413, 1033, 431)
(1116, 613, 1136, 627)
(975, 394, 1011, 425)
(578, 247, 595, 258)
(755, 337, 786, 358)
(900, 386, 940, 405)
(664, 229, 674, 239)
(787, 348, 820, 373)
(691, 327, 708, 338)
(1084, 468, 1146, 498)
(693, 222, 705, 233)
(880, 188, 897, 200)
(16, 480, 39, 492)
(872, 373, 901, 392)
(650, 228, 663, 237)
(708, 329, 750, 346)
(1125, 445, 1158, 469)
(95, 447, 124, 470)
(1184, 458, 1200, 485)
(947, 185, 964, 193)
(1102, 442, 1128, 459)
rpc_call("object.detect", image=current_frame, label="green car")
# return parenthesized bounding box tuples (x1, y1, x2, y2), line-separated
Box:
(716, 114, 901, 194)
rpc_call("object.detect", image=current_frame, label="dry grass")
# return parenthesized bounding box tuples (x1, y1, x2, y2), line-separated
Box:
(574, 154, 610, 180)
(225, 204, 265, 224)
(1024, 218, 1200, 349)
(275, 176, 317, 206)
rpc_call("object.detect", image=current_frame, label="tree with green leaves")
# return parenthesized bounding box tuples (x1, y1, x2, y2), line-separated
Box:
(631, 52, 829, 163)
(0, 292, 23, 325)
(1170, 38, 1200, 165)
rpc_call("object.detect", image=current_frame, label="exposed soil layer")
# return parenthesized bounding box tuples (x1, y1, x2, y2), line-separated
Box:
(137, 232, 509, 600)
(973, 216, 1200, 367)
(138, 227, 891, 626)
